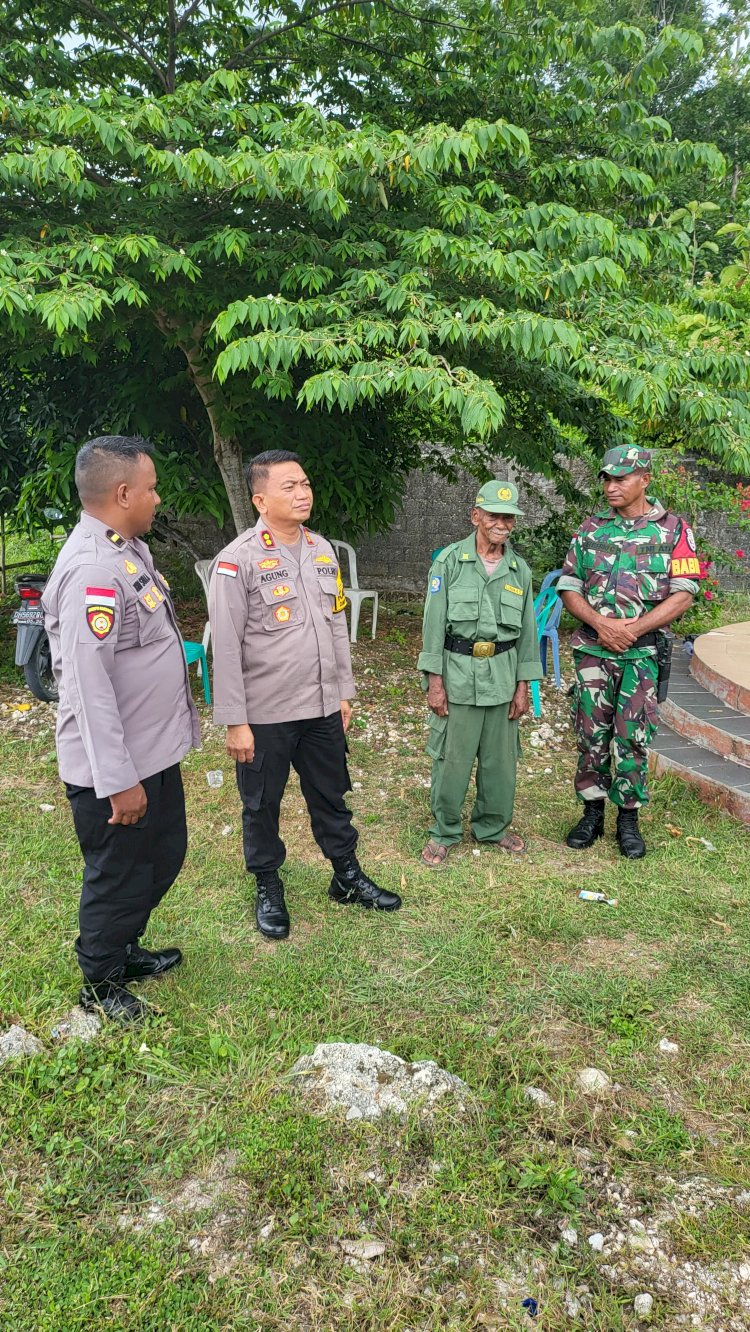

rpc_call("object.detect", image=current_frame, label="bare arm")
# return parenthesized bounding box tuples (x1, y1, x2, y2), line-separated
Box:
(635, 591, 694, 634)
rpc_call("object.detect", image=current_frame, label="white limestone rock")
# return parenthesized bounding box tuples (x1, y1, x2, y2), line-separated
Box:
(576, 1067, 612, 1094)
(288, 1042, 469, 1123)
(51, 1006, 101, 1044)
(0, 1024, 43, 1065)
(523, 1085, 556, 1110)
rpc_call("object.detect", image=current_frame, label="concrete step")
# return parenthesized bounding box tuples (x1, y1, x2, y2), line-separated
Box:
(659, 650, 750, 767)
(651, 718, 750, 825)
(691, 622, 750, 716)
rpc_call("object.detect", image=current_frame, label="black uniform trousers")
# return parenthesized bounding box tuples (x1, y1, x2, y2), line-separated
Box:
(65, 764, 187, 982)
(237, 711, 358, 874)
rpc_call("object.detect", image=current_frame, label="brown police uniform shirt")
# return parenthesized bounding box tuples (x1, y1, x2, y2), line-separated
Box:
(42, 513, 200, 798)
(209, 519, 356, 725)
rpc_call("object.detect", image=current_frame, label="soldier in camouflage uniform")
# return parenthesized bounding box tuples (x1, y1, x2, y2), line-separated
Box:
(558, 446, 701, 858)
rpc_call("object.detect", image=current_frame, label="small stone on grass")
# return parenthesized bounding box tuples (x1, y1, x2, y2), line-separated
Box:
(0, 1024, 43, 1064)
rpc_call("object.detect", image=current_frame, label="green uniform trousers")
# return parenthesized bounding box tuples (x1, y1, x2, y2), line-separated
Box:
(427, 702, 519, 846)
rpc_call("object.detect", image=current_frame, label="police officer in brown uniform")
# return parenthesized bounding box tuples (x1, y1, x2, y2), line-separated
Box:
(209, 449, 401, 938)
(43, 436, 200, 1022)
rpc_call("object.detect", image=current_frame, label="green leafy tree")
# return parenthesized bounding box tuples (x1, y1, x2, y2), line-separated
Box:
(0, 1, 747, 538)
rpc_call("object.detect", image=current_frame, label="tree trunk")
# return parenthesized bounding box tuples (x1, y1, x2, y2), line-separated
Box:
(154, 310, 254, 534)
(213, 428, 254, 534)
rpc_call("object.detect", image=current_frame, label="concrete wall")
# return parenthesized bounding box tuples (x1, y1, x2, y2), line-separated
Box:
(353, 456, 750, 596)
(353, 461, 564, 596)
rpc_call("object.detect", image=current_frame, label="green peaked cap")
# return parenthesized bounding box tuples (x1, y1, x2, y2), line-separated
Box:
(473, 480, 524, 515)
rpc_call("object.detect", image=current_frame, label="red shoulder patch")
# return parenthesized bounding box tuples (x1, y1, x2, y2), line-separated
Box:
(671, 525, 703, 578)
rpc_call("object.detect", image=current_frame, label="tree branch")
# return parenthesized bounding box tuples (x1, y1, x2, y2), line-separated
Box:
(76, 0, 169, 92)
(175, 0, 204, 34)
(167, 0, 177, 92)
(226, 0, 378, 67)
(313, 23, 438, 72)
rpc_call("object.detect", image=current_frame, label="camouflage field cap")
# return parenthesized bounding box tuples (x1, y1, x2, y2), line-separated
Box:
(473, 480, 524, 515)
(599, 446, 653, 478)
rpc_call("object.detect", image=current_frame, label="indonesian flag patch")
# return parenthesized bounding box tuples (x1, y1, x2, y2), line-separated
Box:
(85, 587, 116, 639)
(217, 560, 238, 578)
(671, 525, 702, 578)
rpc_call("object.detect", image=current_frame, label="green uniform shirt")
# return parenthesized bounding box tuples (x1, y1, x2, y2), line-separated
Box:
(557, 500, 700, 661)
(418, 534, 543, 706)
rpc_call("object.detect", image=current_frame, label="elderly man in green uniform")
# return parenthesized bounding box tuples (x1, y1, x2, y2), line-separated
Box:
(558, 446, 700, 859)
(418, 481, 544, 867)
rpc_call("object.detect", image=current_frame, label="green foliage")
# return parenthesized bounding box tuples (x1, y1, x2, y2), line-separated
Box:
(515, 1155, 586, 1214)
(0, 1, 749, 536)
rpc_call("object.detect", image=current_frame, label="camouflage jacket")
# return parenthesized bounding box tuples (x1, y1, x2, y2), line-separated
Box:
(557, 501, 700, 659)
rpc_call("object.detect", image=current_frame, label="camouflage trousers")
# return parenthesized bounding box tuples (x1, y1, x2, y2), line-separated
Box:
(571, 652, 659, 809)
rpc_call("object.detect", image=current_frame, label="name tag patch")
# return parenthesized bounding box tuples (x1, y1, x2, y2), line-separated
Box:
(504, 583, 523, 595)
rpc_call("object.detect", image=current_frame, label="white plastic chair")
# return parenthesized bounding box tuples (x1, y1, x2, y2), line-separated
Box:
(194, 559, 213, 674)
(330, 540, 378, 643)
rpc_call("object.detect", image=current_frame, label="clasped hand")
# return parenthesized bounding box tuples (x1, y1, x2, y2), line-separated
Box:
(595, 615, 640, 653)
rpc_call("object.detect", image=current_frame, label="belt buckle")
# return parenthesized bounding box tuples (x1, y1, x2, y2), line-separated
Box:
(472, 641, 494, 658)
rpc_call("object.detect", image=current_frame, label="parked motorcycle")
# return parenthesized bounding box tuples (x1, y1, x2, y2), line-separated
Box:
(11, 573, 58, 702)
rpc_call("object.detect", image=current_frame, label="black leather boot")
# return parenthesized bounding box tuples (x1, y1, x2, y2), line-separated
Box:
(124, 943, 183, 980)
(565, 799, 605, 849)
(329, 857, 402, 911)
(255, 871, 290, 939)
(79, 979, 152, 1023)
(616, 808, 646, 859)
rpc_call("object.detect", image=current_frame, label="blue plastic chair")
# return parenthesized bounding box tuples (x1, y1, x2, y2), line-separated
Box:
(534, 571, 563, 688)
(530, 569, 563, 717)
(183, 640, 211, 704)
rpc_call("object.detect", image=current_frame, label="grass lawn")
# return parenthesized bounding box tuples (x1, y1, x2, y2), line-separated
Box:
(1, 597, 749, 1331)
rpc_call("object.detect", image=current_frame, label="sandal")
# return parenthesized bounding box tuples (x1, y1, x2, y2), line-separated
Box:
(420, 839, 450, 869)
(473, 832, 527, 853)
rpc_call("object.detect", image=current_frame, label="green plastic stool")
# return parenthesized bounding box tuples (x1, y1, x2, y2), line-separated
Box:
(183, 640, 211, 704)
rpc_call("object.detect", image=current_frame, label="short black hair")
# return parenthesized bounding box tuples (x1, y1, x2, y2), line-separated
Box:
(246, 449, 303, 496)
(75, 435, 154, 503)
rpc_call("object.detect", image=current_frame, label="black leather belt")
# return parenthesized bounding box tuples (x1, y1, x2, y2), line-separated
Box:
(581, 626, 658, 648)
(444, 633, 517, 658)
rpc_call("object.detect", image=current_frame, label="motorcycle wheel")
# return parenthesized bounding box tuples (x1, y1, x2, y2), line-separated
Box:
(23, 634, 59, 703)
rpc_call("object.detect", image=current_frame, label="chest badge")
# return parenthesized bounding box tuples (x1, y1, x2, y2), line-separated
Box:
(272, 584, 291, 597)
(124, 559, 137, 575)
(258, 558, 280, 571)
(143, 592, 157, 611)
(274, 606, 291, 623)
